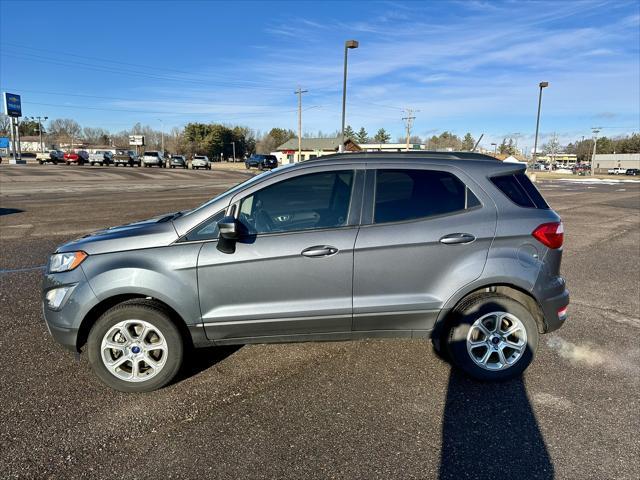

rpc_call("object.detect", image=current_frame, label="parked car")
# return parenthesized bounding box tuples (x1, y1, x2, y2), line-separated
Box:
(169, 155, 187, 169)
(608, 167, 627, 175)
(113, 150, 140, 167)
(64, 150, 89, 166)
(42, 151, 568, 392)
(245, 154, 278, 170)
(89, 150, 113, 166)
(191, 155, 211, 170)
(625, 168, 639, 176)
(142, 151, 165, 168)
(37, 150, 65, 165)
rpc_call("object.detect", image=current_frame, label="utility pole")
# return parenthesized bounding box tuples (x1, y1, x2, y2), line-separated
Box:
(295, 87, 307, 162)
(158, 119, 164, 153)
(31, 116, 48, 152)
(232, 141, 236, 162)
(402, 108, 417, 151)
(590, 127, 601, 176)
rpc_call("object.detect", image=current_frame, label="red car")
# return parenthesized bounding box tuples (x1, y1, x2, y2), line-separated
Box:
(64, 150, 89, 166)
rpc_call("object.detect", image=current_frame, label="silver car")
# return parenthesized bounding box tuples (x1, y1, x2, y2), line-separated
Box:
(142, 151, 165, 168)
(42, 152, 569, 392)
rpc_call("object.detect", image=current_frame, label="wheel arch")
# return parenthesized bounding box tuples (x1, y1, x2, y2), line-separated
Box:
(435, 282, 546, 337)
(76, 294, 195, 352)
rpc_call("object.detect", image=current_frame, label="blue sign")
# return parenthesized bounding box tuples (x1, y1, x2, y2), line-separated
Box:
(0, 137, 9, 148)
(4, 92, 22, 117)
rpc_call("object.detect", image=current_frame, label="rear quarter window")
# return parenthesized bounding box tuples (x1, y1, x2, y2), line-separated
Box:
(491, 172, 549, 209)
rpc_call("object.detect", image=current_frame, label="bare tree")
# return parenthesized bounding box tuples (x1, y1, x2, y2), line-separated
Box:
(0, 114, 12, 136)
(48, 118, 82, 147)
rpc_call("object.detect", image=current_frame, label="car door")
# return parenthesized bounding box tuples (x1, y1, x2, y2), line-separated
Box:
(352, 164, 497, 333)
(196, 165, 364, 342)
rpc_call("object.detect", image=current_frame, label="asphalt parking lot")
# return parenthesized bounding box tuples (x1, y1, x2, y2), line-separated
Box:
(1, 164, 639, 479)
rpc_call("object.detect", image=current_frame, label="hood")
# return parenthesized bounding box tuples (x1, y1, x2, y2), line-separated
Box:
(56, 213, 180, 255)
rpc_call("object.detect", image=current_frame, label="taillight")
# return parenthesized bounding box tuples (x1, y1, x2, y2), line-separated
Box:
(532, 222, 564, 249)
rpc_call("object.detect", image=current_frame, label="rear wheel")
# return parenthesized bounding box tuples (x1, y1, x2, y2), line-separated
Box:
(87, 300, 184, 392)
(444, 293, 538, 381)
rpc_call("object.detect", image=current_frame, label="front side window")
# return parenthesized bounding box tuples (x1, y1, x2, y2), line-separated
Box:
(184, 210, 225, 241)
(238, 170, 354, 234)
(374, 169, 479, 224)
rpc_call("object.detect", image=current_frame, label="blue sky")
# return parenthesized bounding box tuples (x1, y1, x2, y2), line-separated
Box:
(1, 0, 638, 150)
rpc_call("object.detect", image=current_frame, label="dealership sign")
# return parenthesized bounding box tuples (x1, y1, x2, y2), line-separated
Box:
(129, 135, 145, 146)
(3, 92, 22, 117)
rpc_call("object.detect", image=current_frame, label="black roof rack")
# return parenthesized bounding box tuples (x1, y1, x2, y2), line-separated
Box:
(302, 151, 500, 163)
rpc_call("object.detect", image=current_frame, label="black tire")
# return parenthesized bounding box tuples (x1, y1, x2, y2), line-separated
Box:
(258, 164, 264, 171)
(245, 163, 250, 169)
(444, 293, 539, 382)
(38, 160, 43, 165)
(87, 299, 184, 393)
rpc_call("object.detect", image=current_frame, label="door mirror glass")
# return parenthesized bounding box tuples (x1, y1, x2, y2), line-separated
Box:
(218, 215, 238, 239)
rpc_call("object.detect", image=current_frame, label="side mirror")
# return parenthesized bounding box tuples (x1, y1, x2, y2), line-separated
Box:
(218, 215, 238, 240)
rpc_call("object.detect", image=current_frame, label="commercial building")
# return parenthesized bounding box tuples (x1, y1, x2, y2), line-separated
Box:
(276, 137, 360, 164)
(592, 153, 640, 174)
(359, 143, 426, 152)
(535, 153, 577, 165)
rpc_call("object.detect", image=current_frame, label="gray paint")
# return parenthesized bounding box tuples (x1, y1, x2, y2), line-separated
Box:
(42, 152, 569, 352)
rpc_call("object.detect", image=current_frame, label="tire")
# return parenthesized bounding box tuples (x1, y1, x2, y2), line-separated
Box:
(245, 163, 250, 169)
(87, 299, 184, 393)
(444, 293, 539, 382)
(258, 164, 264, 171)
(38, 160, 43, 165)
(66, 161, 70, 165)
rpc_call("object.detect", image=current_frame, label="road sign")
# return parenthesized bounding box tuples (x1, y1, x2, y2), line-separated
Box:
(129, 135, 145, 146)
(3, 92, 22, 117)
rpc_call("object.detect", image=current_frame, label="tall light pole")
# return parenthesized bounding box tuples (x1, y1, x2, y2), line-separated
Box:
(27, 116, 48, 152)
(294, 87, 307, 162)
(157, 118, 164, 152)
(491, 142, 497, 155)
(590, 127, 601, 176)
(340, 39, 359, 152)
(532, 81, 549, 164)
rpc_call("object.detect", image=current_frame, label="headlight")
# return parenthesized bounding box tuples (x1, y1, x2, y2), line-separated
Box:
(49, 251, 88, 273)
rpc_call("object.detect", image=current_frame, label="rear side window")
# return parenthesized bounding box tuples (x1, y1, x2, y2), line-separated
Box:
(491, 172, 549, 209)
(374, 169, 480, 224)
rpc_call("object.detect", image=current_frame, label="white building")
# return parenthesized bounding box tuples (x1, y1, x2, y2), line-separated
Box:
(592, 153, 640, 174)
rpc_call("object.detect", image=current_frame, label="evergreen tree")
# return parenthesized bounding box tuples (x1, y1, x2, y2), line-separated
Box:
(355, 127, 369, 144)
(373, 128, 391, 143)
(343, 125, 355, 139)
(462, 133, 475, 151)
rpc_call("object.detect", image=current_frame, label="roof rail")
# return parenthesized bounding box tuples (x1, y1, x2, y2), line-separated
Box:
(302, 151, 500, 163)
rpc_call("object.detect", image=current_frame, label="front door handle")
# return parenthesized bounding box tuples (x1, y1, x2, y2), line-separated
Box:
(301, 245, 339, 257)
(439, 233, 476, 245)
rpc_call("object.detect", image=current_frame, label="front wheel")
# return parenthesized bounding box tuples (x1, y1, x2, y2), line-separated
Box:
(444, 293, 538, 381)
(87, 300, 184, 392)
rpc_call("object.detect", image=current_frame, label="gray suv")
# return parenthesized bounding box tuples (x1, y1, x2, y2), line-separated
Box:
(42, 152, 569, 392)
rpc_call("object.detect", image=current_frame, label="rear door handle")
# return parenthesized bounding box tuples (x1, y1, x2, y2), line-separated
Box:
(439, 233, 476, 245)
(301, 245, 339, 257)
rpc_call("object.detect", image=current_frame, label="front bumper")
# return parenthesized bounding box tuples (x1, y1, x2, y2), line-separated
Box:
(42, 265, 99, 351)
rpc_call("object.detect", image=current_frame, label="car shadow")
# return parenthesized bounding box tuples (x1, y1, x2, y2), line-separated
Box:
(439, 368, 553, 479)
(174, 344, 243, 383)
(0, 208, 24, 216)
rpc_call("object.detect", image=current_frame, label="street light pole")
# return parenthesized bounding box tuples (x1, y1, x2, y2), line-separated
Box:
(590, 128, 600, 176)
(158, 119, 164, 153)
(295, 87, 307, 162)
(340, 40, 359, 153)
(491, 142, 497, 155)
(532, 81, 549, 164)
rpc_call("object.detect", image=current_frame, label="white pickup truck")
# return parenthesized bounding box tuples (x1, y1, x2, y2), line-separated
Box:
(36, 150, 65, 164)
(89, 150, 114, 166)
(607, 167, 627, 175)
